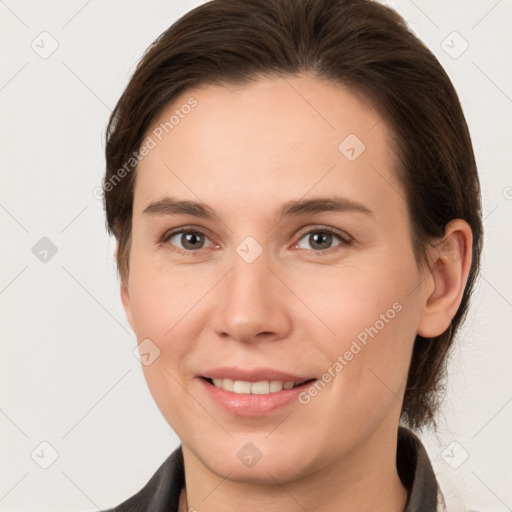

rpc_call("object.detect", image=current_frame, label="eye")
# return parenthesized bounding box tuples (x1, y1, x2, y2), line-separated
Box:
(163, 229, 214, 254)
(296, 228, 351, 252)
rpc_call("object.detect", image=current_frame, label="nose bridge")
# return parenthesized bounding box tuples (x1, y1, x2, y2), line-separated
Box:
(212, 245, 290, 342)
(232, 252, 269, 308)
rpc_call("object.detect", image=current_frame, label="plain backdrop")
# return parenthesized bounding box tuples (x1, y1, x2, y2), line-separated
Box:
(1, 1, 511, 511)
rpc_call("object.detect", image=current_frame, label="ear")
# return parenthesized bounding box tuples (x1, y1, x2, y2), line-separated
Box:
(120, 278, 134, 331)
(417, 219, 473, 338)
(115, 242, 134, 331)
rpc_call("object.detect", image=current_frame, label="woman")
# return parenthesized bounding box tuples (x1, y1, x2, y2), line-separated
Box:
(101, 0, 482, 510)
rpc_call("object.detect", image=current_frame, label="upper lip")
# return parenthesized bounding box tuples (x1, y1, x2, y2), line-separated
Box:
(201, 367, 316, 383)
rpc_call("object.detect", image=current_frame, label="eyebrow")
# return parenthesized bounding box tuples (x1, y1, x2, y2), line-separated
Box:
(142, 196, 373, 220)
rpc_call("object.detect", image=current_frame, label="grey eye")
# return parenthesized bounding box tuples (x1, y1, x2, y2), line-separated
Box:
(297, 231, 343, 251)
(168, 231, 212, 251)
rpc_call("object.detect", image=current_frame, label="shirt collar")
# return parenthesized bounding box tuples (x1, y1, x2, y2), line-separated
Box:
(398, 425, 446, 511)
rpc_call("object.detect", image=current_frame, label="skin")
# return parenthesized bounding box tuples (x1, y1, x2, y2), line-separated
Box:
(120, 74, 472, 511)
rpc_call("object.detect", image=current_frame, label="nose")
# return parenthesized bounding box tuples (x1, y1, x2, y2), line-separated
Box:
(210, 251, 292, 344)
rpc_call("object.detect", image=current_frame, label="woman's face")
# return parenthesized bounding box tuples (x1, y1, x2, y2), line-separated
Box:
(121, 74, 431, 483)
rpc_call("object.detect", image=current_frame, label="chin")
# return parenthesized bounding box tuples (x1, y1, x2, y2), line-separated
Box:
(189, 435, 316, 485)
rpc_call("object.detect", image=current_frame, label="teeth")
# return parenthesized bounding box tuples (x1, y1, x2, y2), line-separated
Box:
(233, 380, 251, 393)
(250, 380, 270, 394)
(269, 380, 285, 392)
(222, 378, 234, 391)
(210, 378, 304, 394)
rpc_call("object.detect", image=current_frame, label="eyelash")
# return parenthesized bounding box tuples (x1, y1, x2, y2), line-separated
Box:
(160, 226, 353, 257)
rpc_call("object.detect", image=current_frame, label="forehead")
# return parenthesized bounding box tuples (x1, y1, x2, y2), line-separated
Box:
(134, 74, 404, 220)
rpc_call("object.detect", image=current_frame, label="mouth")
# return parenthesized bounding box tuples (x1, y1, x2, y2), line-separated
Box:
(201, 377, 316, 395)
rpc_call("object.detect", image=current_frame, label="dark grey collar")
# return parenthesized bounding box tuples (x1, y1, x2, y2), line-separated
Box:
(397, 426, 443, 511)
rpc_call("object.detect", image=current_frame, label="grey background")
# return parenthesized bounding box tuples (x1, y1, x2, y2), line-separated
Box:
(0, 0, 511, 510)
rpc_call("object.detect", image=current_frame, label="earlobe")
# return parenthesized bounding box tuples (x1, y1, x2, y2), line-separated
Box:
(417, 219, 473, 338)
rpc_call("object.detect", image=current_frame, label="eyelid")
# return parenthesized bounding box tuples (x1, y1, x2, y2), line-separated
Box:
(160, 224, 213, 239)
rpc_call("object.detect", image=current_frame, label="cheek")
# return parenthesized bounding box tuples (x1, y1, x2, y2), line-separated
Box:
(126, 257, 223, 390)
(126, 263, 208, 424)
(297, 256, 419, 345)
(127, 255, 209, 340)
(296, 252, 422, 397)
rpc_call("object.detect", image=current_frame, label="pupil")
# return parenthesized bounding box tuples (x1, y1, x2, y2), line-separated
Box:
(311, 232, 331, 250)
(183, 232, 203, 249)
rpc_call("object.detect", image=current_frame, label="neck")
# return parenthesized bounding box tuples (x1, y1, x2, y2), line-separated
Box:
(179, 426, 408, 512)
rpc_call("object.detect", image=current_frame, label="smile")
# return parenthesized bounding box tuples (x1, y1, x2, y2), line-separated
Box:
(200, 376, 318, 416)
(206, 378, 311, 394)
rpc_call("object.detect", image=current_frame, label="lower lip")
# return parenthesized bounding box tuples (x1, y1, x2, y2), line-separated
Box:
(199, 378, 316, 417)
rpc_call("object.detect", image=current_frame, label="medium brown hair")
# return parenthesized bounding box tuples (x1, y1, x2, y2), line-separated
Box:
(103, 0, 482, 429)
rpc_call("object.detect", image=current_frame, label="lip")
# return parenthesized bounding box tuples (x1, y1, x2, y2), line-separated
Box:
(201, 366, 315, 382)
(199, 377, 316, 416)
